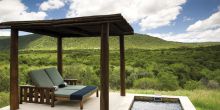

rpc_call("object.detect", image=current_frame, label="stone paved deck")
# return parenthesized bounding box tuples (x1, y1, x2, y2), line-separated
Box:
(0, 92, 196, 110)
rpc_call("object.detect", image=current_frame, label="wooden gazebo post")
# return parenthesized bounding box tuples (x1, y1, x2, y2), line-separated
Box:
(119, 35, 126, 96)
(10, 28, 19, 110)
(57, 37, 63, 75)
(100, 23, 109, 110)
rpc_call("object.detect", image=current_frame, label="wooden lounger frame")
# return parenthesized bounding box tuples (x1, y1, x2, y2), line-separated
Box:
(20, 79, 99, 109)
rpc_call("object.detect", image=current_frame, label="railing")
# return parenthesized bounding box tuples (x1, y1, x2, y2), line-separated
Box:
(20, 85, 55, 107)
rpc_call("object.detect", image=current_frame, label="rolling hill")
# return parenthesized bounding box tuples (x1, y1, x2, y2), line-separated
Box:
(0, 33, 220, 50)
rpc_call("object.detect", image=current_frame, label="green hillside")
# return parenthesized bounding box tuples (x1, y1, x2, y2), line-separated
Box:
(0, 34, 220, 109)
(0, 34, 220, 50)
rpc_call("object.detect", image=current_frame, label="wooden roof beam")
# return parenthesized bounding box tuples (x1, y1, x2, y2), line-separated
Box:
(52, 20, 122, 27)
(0, 16, 123, 28)
(19, 28, 69, 37)
(113, 23, 133, 35)
(68, 27, 96, 36)
(47, 27, 90, 37)
(111, 23, 124, 34)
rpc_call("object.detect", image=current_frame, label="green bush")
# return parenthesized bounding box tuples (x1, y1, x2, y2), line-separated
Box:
(0, 67, 9, 92)
(134, 78, 159, 89)
(63, 64, 99, 86)
(79, 66, 99, 86)
(0, 92, 9, 108)
(169, 63, 190, 87)
(109, 66, 120, 89)
(184, 80, 203, 90)
(1, 45, 220, 92)
(158, 72, 179, 91)
(207, 80, 219, 89)
(133, 60, 146, 68)
(213, 70, 220, 83)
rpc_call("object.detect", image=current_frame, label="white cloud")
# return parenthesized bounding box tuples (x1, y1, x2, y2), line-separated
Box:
(0, 0, 47, 22)
(39, 0, 68, 11)
(148, 8, 220, 42)
(149, 28, 220, 42)
(183, 16, 192, 22)
(0, 29, 34, 36)
(0, 0, 47, 36)
(139, 6, 181, 30)
(0, 30, 10, 36)
(66, 0, 186, 30)
(187, 10, 220, 31)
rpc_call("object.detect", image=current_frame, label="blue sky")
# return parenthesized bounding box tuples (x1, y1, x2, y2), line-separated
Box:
(0, 0, 220, 42)
(153, 0, 220, 34)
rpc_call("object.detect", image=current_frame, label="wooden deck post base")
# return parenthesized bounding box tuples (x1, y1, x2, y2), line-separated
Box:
(96, 90, 99, 97)
(80, 101, 83, 110)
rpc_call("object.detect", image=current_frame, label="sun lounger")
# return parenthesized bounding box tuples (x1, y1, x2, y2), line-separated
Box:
(20, 67, 98, 109)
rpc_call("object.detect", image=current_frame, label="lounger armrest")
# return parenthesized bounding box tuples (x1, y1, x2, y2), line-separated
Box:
(20, 85, 55, 107)
(64, 79, 80, 85)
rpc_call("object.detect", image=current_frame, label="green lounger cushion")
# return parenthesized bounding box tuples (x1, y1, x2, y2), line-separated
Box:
(63, 85, 86, 90)
(55, 89, 78, 97)
(45, 67, 64, 86)
(29, 69, 54, 87)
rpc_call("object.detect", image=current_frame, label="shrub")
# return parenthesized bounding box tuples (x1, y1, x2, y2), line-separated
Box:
(133, 60, 146, 68)
(0, 68, 9, 91)
(63, 64, 99, 86)
(126, 66, 137, 88)
(134, 78, 159, 89)
(169, 63, 191, 87)
(0, 92, 9, 108)
(79, 66, 99, 86)
(109, 66, 120, 89)
(126, 73, 137, 88)
(213, 70, 220, 83)
(214, 75, 220, 84)
(158, 72, 179, 91)
(184, 80, 203, 90)
(207, 80, 219, 89)
(63, 65, 82, 79)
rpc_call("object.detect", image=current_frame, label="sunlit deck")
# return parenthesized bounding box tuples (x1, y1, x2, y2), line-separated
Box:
(1, 92, 195, 110)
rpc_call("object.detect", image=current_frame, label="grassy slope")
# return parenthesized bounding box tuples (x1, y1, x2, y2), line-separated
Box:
(0, 34, 41, 50)
(0, 34, 220, 50)
(0, 34, 220, 109)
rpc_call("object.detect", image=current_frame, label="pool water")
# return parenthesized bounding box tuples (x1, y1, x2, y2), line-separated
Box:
(131, 101, 182, 110)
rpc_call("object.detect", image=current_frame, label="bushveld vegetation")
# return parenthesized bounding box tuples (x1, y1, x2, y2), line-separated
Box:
(0, 34, 219, 109)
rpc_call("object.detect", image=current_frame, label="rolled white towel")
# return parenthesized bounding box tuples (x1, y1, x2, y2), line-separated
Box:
(53, 86, 58, 90)
(64, 82, 67, 86)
